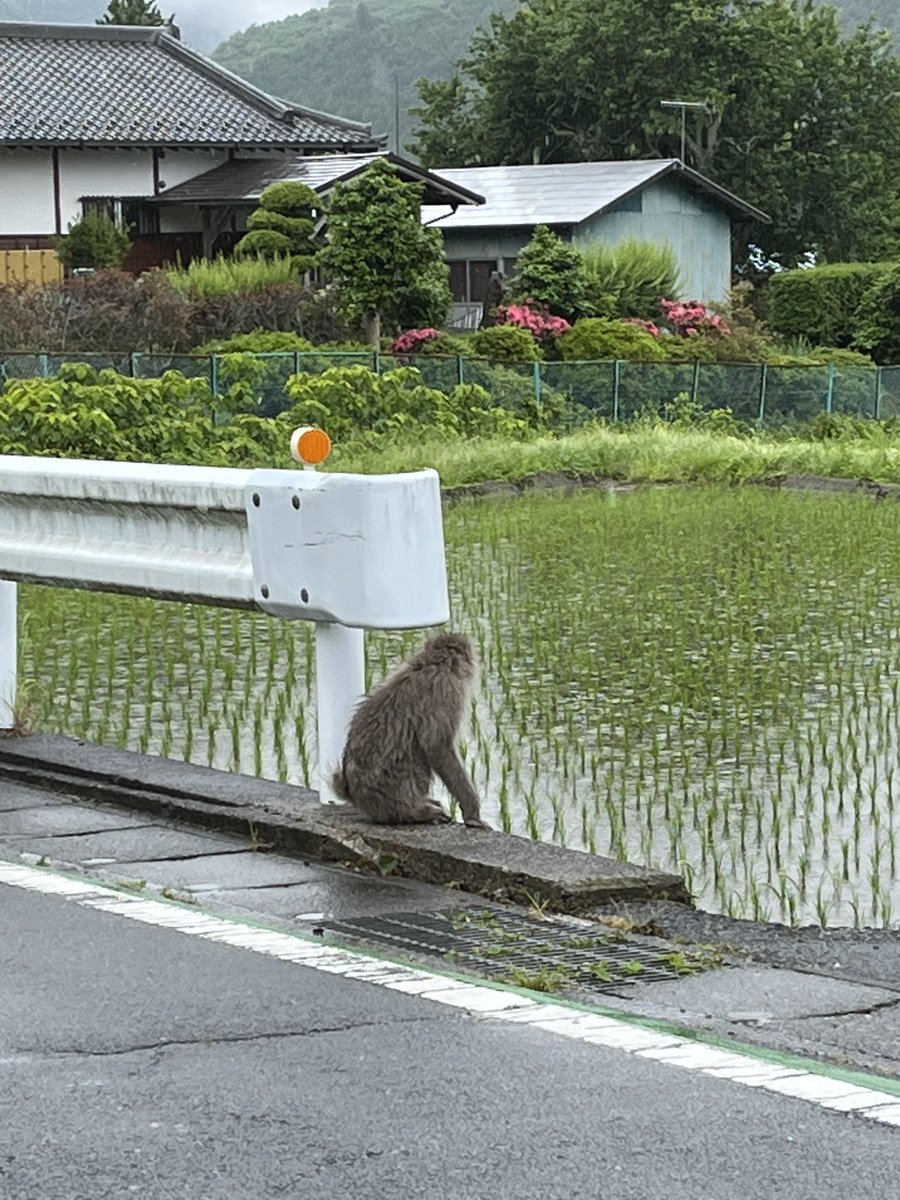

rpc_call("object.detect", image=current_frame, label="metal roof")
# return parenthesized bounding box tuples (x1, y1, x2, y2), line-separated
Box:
(0, 21, 381, 150)
(150, 153, 485, 208)
(420, 160, 769, 228)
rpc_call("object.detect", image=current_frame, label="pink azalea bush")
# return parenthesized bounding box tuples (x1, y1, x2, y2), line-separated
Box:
(497, 301, 572, 340)
(624, 317, 661, 337)
(392, 327, 442, 354)
(660, 298, 730, 338)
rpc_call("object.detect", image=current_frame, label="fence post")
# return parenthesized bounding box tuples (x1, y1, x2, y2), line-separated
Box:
(294, 351, 301, 377)
(39, 353, 50, 378)
(373, 352, 381, 373)
(0, 581, 16, 731)
(533, 361, 542, 413)
(129, 352, 138, 378)
(691, 360, 701, 406)
(613, 360, 622, 422)
(758, 364, 767, 423)
(315, 623, 366, 804)
(457, 355, 465, 386)
(825, 364, 836, 415)
(210, 354, 219, 398)
(875, 367, 883, 420)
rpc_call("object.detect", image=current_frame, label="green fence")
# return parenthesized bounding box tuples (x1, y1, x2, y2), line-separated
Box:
(2, 350, 900, 424)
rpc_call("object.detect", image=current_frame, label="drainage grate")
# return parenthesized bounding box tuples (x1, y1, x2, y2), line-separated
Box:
(324, 908, 721, 996)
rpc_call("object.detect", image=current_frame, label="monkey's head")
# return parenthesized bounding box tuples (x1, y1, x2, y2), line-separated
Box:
(418, 632, 478, 679)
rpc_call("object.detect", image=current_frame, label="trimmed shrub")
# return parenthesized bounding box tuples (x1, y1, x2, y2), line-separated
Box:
(507, 224, 586, 321)
(851, 265, 900, 364)
(235, 180, 321, 268)
(195, 331, 316, 354)
(470, 324, 541, 362)
(53, 213, 131, 271)
(767, 262, 889, 347)
(560, 318, 665, 362)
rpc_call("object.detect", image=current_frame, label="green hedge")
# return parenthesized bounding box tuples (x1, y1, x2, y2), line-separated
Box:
(767, 262, 891, 348)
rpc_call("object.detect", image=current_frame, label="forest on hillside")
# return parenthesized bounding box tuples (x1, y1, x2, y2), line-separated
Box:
(210, 0, 898, 153)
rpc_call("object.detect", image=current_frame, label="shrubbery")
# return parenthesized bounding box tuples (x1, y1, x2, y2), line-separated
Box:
(470, 324, 542, 362)
(767, 263, 890, 349)
(560, 318, 666, 362)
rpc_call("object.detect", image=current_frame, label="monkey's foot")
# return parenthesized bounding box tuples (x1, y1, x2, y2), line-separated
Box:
(464, 817, 493, 830)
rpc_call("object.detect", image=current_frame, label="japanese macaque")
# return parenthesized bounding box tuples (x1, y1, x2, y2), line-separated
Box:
(332, 633, 490, 829)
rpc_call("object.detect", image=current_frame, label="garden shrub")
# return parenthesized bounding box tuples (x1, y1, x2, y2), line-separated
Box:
(767, 262, 889, 348)
(391, 328, 469, 357)
(195, 330, 316, 354)
(560, 318, 665, 362)
(850, 265, 900, 364)
(507, 224, 586, 321)
(53, 213, 131, 271)
(470, 324, 541, 362)
(235, 181, 320, 270)
(283, 364, 529, 440)
(167, 254, 299, 297)
(580, 238, 680, 320)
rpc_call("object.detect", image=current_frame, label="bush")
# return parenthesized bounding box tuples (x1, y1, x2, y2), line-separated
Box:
(560, 318, 665, 362)
(850, 265, 900, 364)
(194, 330, 316, 354)
(235, 180, 320, 268)
(767, 262, 890, 347)
(580, 239, 680, 320)
(53, 213, 131, 271)
(284, 364, 529, 440)
(470, 324, 541, 362)
(507, 224, 586, 321)
(187, 283, 341, 347)
(495, 303, 570, 357)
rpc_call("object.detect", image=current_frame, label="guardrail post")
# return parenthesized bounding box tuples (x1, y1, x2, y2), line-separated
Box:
(0, 581, 16, 731)
(315, 623, 366, 803)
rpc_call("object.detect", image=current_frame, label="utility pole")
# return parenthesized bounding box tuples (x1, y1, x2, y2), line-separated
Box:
(659, 99, 709, 165)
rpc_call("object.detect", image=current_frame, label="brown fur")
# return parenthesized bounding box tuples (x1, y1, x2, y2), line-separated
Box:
(332, 633, 490, 828)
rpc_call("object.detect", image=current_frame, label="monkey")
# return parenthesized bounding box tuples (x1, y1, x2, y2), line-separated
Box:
(331, 632, 491, 829)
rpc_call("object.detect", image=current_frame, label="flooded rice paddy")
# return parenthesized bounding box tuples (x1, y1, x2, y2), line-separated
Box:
(18, 485, 900, 927)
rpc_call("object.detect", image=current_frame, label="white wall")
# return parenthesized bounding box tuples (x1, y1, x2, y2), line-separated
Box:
(0, 147, 231, 237)
(0, 150, 55, 236)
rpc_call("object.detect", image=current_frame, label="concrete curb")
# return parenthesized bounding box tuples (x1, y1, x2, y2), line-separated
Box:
(0, 733, 690, 914)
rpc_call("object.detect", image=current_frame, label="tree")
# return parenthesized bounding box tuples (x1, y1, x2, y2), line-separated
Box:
(235, 181, 321, 270)
(323, 158, 452, 345)
(507, 225, 586, 321)
(97, 0, 165, 24)
(53, 213, 132, 271)
(410, 0, 900, 271)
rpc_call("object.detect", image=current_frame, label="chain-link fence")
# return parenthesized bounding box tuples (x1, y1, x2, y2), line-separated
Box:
(1, 349, 898, 426)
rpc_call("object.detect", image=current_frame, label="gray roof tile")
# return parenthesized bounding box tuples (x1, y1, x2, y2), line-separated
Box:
(0, 22, 380, 150)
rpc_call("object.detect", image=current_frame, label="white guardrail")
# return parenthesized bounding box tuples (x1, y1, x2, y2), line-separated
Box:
(0, 444, 450, 801)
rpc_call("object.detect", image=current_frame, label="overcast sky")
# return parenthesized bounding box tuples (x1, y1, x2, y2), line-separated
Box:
(170, 0, 327, 49)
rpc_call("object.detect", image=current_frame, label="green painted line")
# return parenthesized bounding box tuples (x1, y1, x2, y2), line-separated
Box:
(12, 858, 900, 1102)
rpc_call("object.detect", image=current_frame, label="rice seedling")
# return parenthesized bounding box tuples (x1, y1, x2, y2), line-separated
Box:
(16, 485, 900, 927)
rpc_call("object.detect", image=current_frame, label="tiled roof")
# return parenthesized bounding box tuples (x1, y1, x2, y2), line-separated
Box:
(152, 153, 485, 208)
(0, 22, 381, 150)
(420, 160, 768, 227)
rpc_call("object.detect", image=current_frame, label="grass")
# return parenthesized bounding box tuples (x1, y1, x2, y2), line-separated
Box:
(13, 467, 900, 931)
(166, 254, 299, 297)
(326, 422, 900, 489)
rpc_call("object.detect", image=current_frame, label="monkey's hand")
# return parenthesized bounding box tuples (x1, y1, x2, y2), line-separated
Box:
(464, 817, 493, 830)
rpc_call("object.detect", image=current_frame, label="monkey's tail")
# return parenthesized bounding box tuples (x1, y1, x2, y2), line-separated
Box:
(331, 764, 351, 801)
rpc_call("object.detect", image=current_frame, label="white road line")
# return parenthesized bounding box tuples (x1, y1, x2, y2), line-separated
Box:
(2, 857, 899, 1131)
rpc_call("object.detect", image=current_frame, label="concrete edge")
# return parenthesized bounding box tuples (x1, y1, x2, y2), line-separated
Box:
(0, 734, 690, 914)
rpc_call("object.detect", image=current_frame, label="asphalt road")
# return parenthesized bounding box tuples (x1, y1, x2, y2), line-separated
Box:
(2, 882, 899, 1200)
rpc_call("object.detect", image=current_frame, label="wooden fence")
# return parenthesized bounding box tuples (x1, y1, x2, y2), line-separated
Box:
(0, 250, 63, 287)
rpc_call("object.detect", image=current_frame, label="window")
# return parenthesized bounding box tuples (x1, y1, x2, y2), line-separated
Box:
(447, 258, 499, 302)
(81, 197, 159, 235)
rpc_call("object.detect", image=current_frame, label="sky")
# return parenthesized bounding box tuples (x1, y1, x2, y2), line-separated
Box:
(0, 2, 328, 52)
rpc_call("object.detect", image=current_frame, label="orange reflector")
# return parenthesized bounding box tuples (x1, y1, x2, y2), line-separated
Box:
(290, 425, 332, 466)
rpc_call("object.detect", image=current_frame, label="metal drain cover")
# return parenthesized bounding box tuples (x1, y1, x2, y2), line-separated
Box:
(325, 908, 720, 995)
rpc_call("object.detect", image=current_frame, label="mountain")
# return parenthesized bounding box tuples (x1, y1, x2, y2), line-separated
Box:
(212, 0, 519, 154)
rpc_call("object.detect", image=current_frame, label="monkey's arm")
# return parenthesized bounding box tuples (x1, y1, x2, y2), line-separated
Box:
(425, 741, 490, 829)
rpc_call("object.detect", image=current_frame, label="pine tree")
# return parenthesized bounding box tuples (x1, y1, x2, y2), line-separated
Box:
(97, 1, 165, 26)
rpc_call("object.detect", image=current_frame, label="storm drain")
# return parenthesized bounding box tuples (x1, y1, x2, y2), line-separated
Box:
(324, 908, 721, 996)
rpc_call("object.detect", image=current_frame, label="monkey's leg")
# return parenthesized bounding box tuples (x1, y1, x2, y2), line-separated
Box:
(427, 744, 492, 830)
